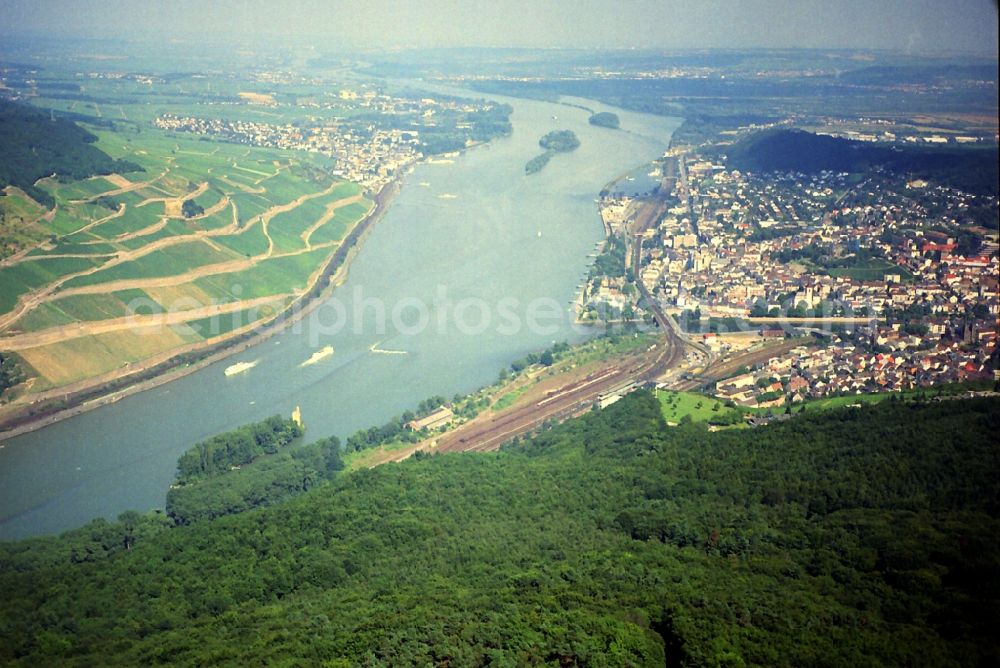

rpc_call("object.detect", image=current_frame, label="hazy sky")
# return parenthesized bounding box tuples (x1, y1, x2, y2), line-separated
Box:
(2, 0, 998, 54)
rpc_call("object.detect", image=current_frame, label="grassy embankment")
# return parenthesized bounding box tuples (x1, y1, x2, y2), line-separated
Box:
(343, 331, 660, 469)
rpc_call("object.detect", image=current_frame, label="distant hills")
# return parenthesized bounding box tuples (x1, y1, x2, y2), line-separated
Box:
(724, 128, 999, 195)
(0, 100, 141, 207)
(836, 64, 998, 86)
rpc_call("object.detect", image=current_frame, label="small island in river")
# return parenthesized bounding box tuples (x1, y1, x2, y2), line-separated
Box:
(588, 111, 620, 129)
(525, 130, 581, 175)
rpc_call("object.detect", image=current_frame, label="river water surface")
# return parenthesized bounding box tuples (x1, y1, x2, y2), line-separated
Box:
(0, 91, 680, 540)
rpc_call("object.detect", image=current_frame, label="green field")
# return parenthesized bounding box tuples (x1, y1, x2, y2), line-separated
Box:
(16, 288, 168, 331)
(0, 190, 44, 220)
(656, 389, 742, 424)
(117, 219, 193, 250)
(213, 225, 270, 257)
(493, 385, 529, 411)
(0, 191, 47, 257)
(309, 199, 370, 246)
(16, 293, 132, 330)
(827, 259, 915, 281)
(194, 246, 332, 299)
(789, 392, 891, 412)
(62, 240, 238, 288)
(0, 257, 102, 312)
(182, 300, 288, 339)
(190, 205, 235, 232)
(28, 240, 118, 256)
(47, 207, 97, 236)
(11, 302, 77, 331)
(230, 193, 273, 224)
(86, 201, 165, 239)
(50, 176, 119, 201)
(192, 186, 226, 210)
(268, 196, 334, 253)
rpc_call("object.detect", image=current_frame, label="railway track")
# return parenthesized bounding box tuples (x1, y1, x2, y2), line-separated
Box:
(435, 304, 688, 455)
(431, 180, 694, 456)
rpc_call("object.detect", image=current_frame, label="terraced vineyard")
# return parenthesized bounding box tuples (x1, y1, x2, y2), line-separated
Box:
(0, 131, 372, 398)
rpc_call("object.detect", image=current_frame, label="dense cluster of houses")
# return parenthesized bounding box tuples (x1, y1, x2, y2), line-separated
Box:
(716, 331, 995, 408)
(595, 147, 998, 403)
(154, 114, 420, 189)
(153, 87, 497, 189)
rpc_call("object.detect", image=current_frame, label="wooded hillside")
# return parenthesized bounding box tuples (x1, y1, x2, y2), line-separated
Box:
(0, 100, 141, 207)
(1, 391, 997, 666)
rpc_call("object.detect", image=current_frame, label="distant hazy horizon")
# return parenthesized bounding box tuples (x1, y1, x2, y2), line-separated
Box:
(1, 0, 997, 56)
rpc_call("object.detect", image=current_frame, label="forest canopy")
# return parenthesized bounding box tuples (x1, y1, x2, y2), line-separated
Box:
(538, 129, 581, 152)
(0, 391, 997, 666)
(0, 100, 142, 207)
(725, 128, 999, 195)
(589, 112, 621, 129)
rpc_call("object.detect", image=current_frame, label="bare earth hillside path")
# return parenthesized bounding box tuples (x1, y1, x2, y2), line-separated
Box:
(0, 181, 347, 333)
(302, 193, 366, 250)
(0, 294, 288, 350)
(66, 169, 173, 205)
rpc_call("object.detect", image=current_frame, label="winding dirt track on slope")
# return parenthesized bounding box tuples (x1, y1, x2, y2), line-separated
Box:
(0, 181, 340, 332)
(253, 180, 344, 257)
(0, 295, 289, 350)
(45, 241, 337, 300)
(217, 175, 266, 194)
(67, 169, 172, 204)
(135, 181, 209, 210)
(301, 193, 365, 250)
(13, 253, 118, 262)
(63, 204, 127, 241)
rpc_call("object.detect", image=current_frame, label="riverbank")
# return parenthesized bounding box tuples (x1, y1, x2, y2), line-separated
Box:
(1, 91, 686, 540)
(570, 168, 634, 324)
(0, 175, 404, 440)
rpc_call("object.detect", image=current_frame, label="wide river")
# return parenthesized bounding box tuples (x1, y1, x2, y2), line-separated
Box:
(0, 90, 680, 540)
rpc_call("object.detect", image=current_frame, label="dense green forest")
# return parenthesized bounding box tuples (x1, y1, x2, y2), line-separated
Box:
(1, 392, 997, 666)
(0, 100, 141, 207)
(173, 415, 302, 484)
(539, 129, 581, 152)
(589, 112, 621, 129)
(343, 395, 448, 453)
(524, 152, 553, 175)
(166, 435, 342, 526)
(180, 199, 204, 218)
(0, 353, 24, 397)
(724, 129, 999, 196)
(590, 233, 627, 278)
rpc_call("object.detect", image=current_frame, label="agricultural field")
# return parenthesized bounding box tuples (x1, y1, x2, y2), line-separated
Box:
(0, 122, 371, 398)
